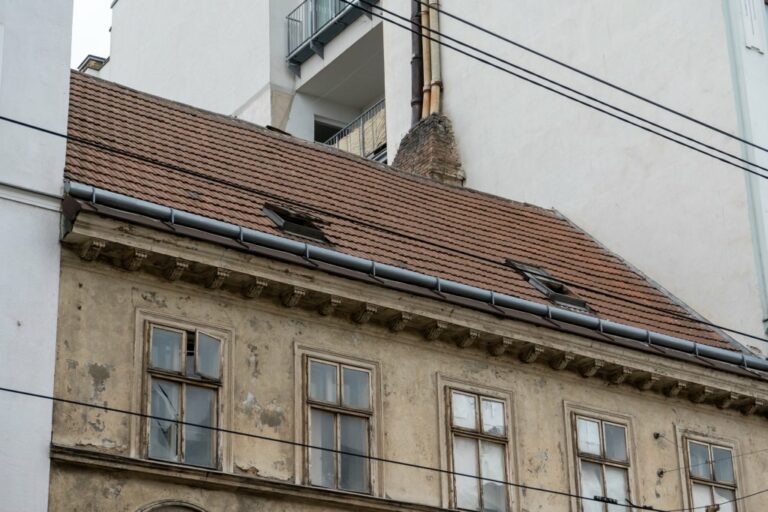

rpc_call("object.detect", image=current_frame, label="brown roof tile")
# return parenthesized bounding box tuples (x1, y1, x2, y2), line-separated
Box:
(64, 71, 735, 350)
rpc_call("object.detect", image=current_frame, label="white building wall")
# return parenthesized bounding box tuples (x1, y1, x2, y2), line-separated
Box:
(383, 0, 768, 353)
(0, 1, 72, 510)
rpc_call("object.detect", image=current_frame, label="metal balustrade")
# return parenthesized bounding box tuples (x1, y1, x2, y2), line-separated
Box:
(325, 99, 386, 160)
(286, 0, 379, 64)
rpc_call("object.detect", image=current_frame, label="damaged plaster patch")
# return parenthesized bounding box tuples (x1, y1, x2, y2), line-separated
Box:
(247, 344, 261, 380)
(240, 393, 286, 428)
(88, 363, 112, 394)
(139, 290, 167, 308)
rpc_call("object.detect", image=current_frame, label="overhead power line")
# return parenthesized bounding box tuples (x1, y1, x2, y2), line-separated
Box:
(414, 0, 768, 157)
(2, 112, 766, 346)
(0, 385, 662, 511)
(345, 0, 768, 181)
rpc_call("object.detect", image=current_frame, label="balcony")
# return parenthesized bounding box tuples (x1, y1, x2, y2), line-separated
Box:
(325, 99, 386, 162)
(286, 0, 379, 66)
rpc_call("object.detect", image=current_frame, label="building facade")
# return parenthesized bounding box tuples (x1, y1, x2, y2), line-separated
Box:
(49, 72, 768, 512)
(0, 1, 72, 510)
(84, 0, 768, 355)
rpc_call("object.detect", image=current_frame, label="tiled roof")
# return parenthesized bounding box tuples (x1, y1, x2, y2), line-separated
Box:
(65, 71, 735, 350)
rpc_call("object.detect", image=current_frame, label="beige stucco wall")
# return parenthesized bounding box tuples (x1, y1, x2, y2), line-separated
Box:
(51, 240, 768, 512)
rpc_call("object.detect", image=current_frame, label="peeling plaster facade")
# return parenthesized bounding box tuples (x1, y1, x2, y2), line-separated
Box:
(49, 212, 768, 511)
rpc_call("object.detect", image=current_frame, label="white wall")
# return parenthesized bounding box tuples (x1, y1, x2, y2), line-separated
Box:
(108, 0, 270, 115)
(0, 1, 72, 510)
(384, 0, 768, 353)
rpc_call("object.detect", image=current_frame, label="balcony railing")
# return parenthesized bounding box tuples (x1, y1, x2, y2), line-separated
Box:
(325, 99, 386, 161)
(286, 0, 378, 65)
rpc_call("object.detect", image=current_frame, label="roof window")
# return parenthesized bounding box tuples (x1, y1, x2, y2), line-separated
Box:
(263, 204, 330, 244)
(507, 260, 591, 313)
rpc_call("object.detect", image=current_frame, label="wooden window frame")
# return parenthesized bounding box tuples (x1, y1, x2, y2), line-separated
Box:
(447, 387, 511, 511)
(304, 355, 374, 494)
(684, 438, 739, 511)
(572, 414, 631, 511)
(143, 323, 224, 469)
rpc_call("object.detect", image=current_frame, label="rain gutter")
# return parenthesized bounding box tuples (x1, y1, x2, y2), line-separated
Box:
(65, 181, 768, 373)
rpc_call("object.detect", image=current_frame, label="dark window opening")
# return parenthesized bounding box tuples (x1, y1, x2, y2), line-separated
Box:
(264, 204, 330, 244)
(506, 260, 591, 313)
(314, 120, 344, 143)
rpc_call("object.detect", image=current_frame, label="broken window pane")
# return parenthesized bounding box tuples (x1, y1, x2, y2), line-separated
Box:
(309, 361, 337, 403)
(714, 487, 735, 512)
(481, 399, 505, 436)
(604, 423, 627, 461)
(186, 334, 195, 376)
(340, 415, 369, 493)
(452, 391, 477, 430)
(577, 418, 601, 456)
(454, 436, 480, 510)
(605, 465, 629, 512)
(151, 327, 183, 372)
(579, 460, 604, 512)
(310, 408, 335, 488)
(712, 447, 735, 483)
(691, 483, 712, 508)
(196, 333, 221, 380)
(184, 385, 216, 467)
(480, 441, 507, 512)
(342, 367, 370, 410)
(688, 441, 712, 480)
(149, 379, 180, 461)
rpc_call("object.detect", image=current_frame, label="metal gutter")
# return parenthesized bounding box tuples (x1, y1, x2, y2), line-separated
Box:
(65, 181, 768, 373)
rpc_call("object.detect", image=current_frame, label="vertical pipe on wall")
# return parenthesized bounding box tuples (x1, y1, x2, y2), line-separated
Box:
(428, 0, 442, 114)
(420, 1, 432, 119)
(410, 0, 424, 125)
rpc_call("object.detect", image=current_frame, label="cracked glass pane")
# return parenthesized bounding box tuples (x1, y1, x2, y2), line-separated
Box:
(149, 379, 180, 461)
(714, 487, 735, 512)
(151, 327, 183, 372)
(310, 408, 335, 488)
(310, 361, 337, 403)
(452, 391, 477, 430)
(340, 415, 369, 493)
(454, 436, 480, 510)
(184, 386, 216, 467)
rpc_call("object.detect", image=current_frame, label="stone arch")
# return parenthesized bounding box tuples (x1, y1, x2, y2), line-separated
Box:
(138, 500, 208, 512)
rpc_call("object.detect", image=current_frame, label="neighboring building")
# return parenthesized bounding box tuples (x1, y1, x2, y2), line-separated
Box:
(84, 0, 768, 355)
(49, 71, 768, 512)
(0, 1, 72, 510)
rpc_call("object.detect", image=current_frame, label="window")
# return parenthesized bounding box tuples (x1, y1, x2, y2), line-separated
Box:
(686, 440, 738, 512)
(146, 324, 222, 468)
(448, 389, 508, 511)
(742, 0, 766, 52)
(506, 261, 590, 313)
(574, 416, 630, 512)
(306, 358, 372, 494)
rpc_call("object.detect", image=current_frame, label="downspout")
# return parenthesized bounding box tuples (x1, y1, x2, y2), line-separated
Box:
(410, 0, 424, 125)
(428, 0, 442, 114)
(420, 1, 432, 119)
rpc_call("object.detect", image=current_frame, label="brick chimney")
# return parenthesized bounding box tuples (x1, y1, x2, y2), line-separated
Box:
(392, 113, 465, 187)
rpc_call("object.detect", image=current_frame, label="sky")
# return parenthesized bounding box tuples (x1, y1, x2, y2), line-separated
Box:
(70, 0, 113, 69)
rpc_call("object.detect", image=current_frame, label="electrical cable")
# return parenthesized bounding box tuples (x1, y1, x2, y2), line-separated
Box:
(347, 0, 768, 179)
(0, 385, 663, 511)
(413, 0, 768, 158)
(2, 112, 766, 346)
(657, 446, 768, 476)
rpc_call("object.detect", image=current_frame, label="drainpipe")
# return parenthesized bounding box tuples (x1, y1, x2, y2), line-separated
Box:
(428, 0, 442, 115)
(410, 0, 423, 125)
(420, 1, 432, 119)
